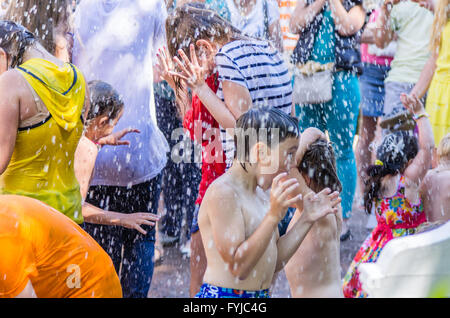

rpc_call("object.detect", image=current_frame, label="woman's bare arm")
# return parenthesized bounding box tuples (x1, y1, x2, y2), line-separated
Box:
(0, 72, 20, 175)
(289, 0, 327, 35)
(329, 0, 365, 36)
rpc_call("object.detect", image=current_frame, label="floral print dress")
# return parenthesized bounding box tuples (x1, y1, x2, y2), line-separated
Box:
(342, 175, 427, 298)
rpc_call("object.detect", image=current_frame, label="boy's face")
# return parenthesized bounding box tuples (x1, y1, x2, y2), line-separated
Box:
(256, 137, 299, 190)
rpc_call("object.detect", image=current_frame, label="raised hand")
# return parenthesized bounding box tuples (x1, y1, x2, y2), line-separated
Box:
(169, 44, 208, 93)
(97, 128, 140, 146)
(400, 92, 425, 115)
(156, 46, 178, 91)
(269, 173, 303, 222)
(302, 188, 341, 223)
(119, 212, 160, 235)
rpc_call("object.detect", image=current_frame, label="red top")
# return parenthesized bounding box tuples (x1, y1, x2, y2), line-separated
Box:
(183, 73, 226, 205)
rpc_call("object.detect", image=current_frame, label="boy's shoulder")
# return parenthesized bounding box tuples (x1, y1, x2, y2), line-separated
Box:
(202, 173, 239, 207)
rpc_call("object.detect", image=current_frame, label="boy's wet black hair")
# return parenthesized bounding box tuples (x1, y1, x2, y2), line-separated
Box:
(234, 107, 299, 171)
(87, 80, 124, 122)
(364, 130, 419, 214)
(298, 139, 342, 193)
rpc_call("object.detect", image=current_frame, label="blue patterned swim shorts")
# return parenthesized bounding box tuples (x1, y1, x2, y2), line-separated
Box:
(195, 283, 270, 298)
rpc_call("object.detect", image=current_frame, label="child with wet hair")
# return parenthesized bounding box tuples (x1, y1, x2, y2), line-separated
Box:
(343, 95, 434, 297)
(196, 108, 341, 298)
(285, 129, 344, 298)
(75, 80, 160, 234)
(420, 133, 450, 223)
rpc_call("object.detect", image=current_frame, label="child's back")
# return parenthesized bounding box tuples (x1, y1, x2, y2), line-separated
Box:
(285, 139, 343, 298)
(421, 169, 450, 222)
(285, 210, 342, 297)
(420, 134, 450, 223)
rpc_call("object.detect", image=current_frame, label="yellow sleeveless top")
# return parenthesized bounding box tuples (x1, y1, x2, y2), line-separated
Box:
(0, 58, 86, 224)
(426, 20, 450, 146)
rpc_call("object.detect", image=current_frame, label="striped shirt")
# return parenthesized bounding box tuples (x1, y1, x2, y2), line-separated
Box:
(215, 39, 293, 167)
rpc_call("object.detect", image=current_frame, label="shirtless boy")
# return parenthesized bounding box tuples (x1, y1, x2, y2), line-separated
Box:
(196, 108, 341, 298)
(420, 133, 450, 223)
(285, 128, 344, 298)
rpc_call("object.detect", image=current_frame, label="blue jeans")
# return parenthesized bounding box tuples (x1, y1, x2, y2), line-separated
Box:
(295, 71, 360, 219)
(83, 176, 162, 298)
(359, 63, 390, 117)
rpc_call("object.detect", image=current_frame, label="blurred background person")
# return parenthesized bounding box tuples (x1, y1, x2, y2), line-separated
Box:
(401, 0, 449, 153)
(355, 0, 396, 212)
(72, 0, 169, 298)
(153, 0, 202, 255)
(290, 0, 366, 241)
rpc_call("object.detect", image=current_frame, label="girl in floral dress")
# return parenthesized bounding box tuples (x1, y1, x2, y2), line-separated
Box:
(343, 98, 435, 298)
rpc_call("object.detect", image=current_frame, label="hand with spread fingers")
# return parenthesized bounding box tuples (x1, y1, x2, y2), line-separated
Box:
(156, 46, 178, 91)
(169, 44, 208, 94)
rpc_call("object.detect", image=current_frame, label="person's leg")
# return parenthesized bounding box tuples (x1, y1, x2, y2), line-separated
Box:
(356, 63, 387, 189)
(189, 204, 207, 297)
(180, 161, 202, 245)
(119, 175, 162, 298)
(356, 115, 377, 189)
(83, 185, 124, 273)
(326, 71, 360, 237)
(155, 94, 184, 242)
(121, 230, 156, 298)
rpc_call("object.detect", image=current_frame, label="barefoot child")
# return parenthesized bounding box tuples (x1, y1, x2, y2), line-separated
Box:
(420, 133, 450, 223)
(285, 129, 344, 298)
(196, 108, 341, 298)
(75, 80, 160, 234)
(343, 96, 434, 298)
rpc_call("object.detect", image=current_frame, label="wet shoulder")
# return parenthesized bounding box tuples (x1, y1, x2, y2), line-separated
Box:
(202, 173, 240, 210)
(0, 69, 27, 95)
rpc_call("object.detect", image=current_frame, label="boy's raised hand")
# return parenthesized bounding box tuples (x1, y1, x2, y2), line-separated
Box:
(97, 128, 140, 147)
(302, 189, 341, 224)
(269, 173, 303, 222)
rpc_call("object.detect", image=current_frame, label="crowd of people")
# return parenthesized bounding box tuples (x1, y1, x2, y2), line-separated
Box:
(0, 0, 448, 298)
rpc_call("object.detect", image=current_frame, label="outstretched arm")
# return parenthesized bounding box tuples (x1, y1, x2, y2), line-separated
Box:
(403, 96, 435, 184)
(75, 134, 159, 234)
